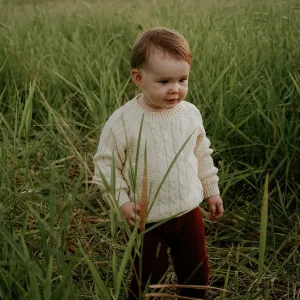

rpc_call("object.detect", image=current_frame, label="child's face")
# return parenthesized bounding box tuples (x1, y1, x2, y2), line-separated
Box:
(132, 50, 190, 111)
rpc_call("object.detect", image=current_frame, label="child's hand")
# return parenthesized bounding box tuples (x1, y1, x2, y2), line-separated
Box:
(205, 195, 224, 220)
(120, 202, 140, 228)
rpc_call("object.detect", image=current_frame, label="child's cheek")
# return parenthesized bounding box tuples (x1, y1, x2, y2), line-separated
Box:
(182, 86, 188, 96)
(153, 87, 164, 98)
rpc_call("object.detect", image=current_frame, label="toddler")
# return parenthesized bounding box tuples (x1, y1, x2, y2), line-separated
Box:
(93, 27, 224, 299)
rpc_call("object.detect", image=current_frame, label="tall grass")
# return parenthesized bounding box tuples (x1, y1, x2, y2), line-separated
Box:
(0, 0, 299, 299)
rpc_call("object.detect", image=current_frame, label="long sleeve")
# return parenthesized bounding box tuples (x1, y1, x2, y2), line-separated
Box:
(93, 120, 130, 207)
(194, 113, 220, 199)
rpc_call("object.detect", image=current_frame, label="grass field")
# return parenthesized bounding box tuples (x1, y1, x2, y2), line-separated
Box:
(0, 0, 299, 299)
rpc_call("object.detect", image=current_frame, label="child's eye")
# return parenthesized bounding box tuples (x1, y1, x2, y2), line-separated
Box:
(179, 79, 187, 83)
(159, 80, 168, 84)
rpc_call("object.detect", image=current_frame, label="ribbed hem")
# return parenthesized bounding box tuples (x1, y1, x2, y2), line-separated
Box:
(117, 190, 131, 207)
(128, 94, 185, 122)
(203, 183, 220, 199)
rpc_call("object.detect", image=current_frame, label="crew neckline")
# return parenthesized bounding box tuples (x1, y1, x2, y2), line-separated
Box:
(129, 94, 184, 122)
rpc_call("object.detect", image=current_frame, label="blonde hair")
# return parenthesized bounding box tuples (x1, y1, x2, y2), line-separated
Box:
(130, 27, 192, 69)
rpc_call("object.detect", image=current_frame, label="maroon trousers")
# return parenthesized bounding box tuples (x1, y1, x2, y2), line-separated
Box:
(128, 207, 209, 299)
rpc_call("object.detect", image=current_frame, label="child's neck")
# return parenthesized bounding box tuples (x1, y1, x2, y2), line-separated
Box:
(137, 94, 167, 113)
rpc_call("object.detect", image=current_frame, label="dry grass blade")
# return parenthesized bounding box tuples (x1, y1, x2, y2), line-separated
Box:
(144, 293, 203, 300)
(149, 283, 228, 293)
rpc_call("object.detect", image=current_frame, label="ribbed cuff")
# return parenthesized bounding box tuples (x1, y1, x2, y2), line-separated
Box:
(203, 183, 220, 199)
(117, 190, 131, 207)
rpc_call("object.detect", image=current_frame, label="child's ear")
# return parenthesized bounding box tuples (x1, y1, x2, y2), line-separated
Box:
(131, 69, 143, 88)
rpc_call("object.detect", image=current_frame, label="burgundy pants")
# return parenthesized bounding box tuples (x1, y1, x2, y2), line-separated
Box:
(128, 207, 209, 299)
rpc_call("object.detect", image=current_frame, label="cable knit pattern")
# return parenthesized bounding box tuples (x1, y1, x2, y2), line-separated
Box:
(93, 94, 220, 223)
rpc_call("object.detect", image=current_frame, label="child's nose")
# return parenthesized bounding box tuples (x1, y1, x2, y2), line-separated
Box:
(168, 83, 180, 93)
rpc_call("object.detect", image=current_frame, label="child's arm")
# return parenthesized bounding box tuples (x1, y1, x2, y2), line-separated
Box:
(195, 123, 219, 199)
(93, 120, 141, 227)
(194, 109, 224, 219)
(93, 119, 130, 208)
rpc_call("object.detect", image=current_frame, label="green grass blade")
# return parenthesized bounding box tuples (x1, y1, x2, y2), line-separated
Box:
(44, 254, 53, 300)
(20, 235, 41, 300)
(115, 225, 139, 298)
(0, 225, 26, 262)
(0, 111, 16, 140)
(258, 172, 269, 284)
(18, 78, 36, 139)
(80, 245, 110, 299)
(112, 250, 118, 290)
(134, 114, 145, 194)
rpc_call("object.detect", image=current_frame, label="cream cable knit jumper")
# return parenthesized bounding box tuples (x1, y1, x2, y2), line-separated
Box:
(93, 94, 220, 223)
